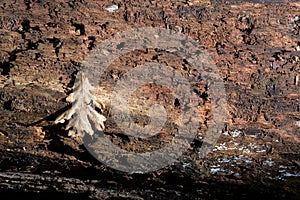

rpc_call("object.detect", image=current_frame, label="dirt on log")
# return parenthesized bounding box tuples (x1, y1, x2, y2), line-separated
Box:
(0, 0, 300, 199)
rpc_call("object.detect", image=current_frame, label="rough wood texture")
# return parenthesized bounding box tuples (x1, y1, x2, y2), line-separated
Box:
(0, 0, 300, 199)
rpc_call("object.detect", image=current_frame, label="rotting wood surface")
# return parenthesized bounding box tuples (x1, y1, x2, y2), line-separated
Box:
(0, 0, 300, 199)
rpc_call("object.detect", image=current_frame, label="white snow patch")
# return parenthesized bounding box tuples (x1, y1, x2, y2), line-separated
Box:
(283, 172, 300, 177)
(105, 4, 119, 12)
(210, 165, 228, 174)
(196, 133, 203, 140)
(243, 149, 251, 154)
(232, 130, 241, 137)
(255, 149, 266, 153)
(279, 165, 287, 169)
(182, 162, 190, 168)
(263, 158, 274, 167)
(217, 158, 231, 163)
(291, 16, 299, 23)
(222, 131, 230, 136)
